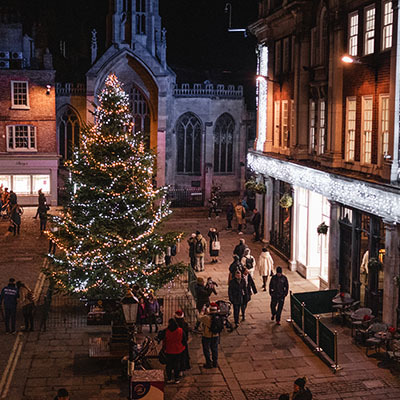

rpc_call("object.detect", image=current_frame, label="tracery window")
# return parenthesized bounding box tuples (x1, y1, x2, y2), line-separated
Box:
(176, 113, 202, 174)
(128, 85, 150, 142)
(136, 0, 146, 35)
(214, 113, 234, 173)
(58, 107, 80, 160)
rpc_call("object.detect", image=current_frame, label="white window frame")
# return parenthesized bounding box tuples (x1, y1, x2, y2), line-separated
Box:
(345, 97, 357, 161)
(6, 125, 37, 152)
(348, 12, 359, 56)
(382, 1, 393, 51)
(379, 95, 390, 160)
(275, 40, 281, 75)
(318, 100, 326, 155)
(11, 81, 29, 110)
(361, 96, 373, 164)
(309, 100, 316, 153)
(290, 99, 295, 144)
(274, 100, 280, 148)
(281, 100, 288, 148)
(364, 5, 376, 55)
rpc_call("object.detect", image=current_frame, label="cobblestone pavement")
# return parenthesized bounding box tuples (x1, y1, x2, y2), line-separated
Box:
(0, 207, 400, 399)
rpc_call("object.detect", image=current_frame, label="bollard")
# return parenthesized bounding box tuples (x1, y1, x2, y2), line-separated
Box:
(332, 330, 342, 372)
(286, 291, 293, 323)
(315, 315, 321, 352)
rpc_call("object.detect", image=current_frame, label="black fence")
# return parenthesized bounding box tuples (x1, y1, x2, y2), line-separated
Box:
(167, 188, 204, 207)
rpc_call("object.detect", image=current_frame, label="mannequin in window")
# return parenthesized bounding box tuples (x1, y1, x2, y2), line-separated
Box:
(360, 250, 369, 284)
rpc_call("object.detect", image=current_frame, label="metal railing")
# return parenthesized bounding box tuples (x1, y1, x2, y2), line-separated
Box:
(167, 188, 204, 207)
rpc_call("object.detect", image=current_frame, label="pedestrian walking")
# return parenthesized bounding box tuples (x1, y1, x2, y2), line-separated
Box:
(234, 201, 245, 234)
(269, 266, 289, 325)
(174, 310, 190, 373)
(9, 190, 17, 206)
(198, 302, 222, 368)
(53, 388, 69, 400)
(241, 267, 257, 321)
(194, 230, 207, 272)
(0, 278, 19, 333)
(10, 204, 22, 236)
(233, 238, 247, 259)
(226, 202, 234, 229)
(136, 297, 148, 333)
(158, 318, 187, 384)
(292, 377, 312, 399)
(187, 233, 197, 269)
(251, 208, 261, 241)
(17, 281, 35, 332)
(228, 255, 243, 283)
(38, 203, 48, 234)
(241, 247, 256, 277)
(194, 277, 214, 330)
(207, 227, 220, 263)
(146, 293, 160, 333)
(228, 270, 246, 328)
(34, 189, 47, 219)
(258, 246, 275, 291)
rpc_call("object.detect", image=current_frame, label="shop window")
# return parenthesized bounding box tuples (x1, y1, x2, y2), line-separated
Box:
(364, 5, 375, 55)
(339, 207, 353, 225)
(176, 113, 202, 174)
(213, 113, 234, 173)
(382, 1, 393, 50)
(136, 0, 146, 35)
(362, 96, 373, 164)
(380, 95, 389, 159)
(32, 175, 50, 194)
(0, 176, 11, 190)
(309, 100, 316, 153)
(58, 108, 80, 160)
(7, 125, 36, 151)
(13, 175, 30, 194)
(345, 97, 356, 161)
(11, 81, 29, 109)
(348, 11, 359, 56)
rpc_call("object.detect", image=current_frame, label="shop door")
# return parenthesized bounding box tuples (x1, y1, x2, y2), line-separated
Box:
(339, 223, 352, 293)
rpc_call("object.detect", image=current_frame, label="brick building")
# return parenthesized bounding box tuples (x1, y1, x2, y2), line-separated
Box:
(249, 0, 400, 326)
(0, 12, 58, 205)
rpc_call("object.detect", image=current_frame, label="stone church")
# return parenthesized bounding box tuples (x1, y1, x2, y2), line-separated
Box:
(55, 0, 251, 205)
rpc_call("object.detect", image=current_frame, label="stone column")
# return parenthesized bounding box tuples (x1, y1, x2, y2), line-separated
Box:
(204, 122, 214, 206)
(288, 188, 297, 271)
(263, 176, 273, 243)
(156, 130, 166, 187)
(328, 201, 340, 289)
(383, 220, 399, 326)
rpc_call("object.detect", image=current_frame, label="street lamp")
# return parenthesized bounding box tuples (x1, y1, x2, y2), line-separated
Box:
(341, 55, 362, 64)
(256, 74, 282, 90)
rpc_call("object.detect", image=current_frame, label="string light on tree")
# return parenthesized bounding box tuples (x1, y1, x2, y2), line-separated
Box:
(44, 74, 185, 299)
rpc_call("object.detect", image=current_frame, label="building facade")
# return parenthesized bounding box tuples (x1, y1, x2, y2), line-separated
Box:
(249, 0, 400, 326)
(0, 12, 58, 205)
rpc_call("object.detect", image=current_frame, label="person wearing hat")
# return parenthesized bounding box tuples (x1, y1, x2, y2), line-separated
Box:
(269, 266, 289, 325)
(233, 238, 247, 259)
(175, 310, 190, 373)
(228, 254, 243, 284)
(198, 302, 220, 368)
(194, 277, 213, 330)
(0, 278, 19, 333)
(292, 377, 312, 399)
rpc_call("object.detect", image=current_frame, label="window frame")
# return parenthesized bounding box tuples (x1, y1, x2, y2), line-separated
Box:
(274, 100, 280, 148)
(318, 100, 326, 155)
(379, 94, 390, 161)
(364, 5, 376, 56)
(382, 1, 393, 51)
(348, 11, 359, 56)
(309, 100, 316, 154)
(6, 125, 37, 152)
(345, 97, 357, 162)
(213, 113, 235, 174)
(281, 100, 288, 148)
(11, 80, 30, 110)
(361, 95, 373, 164)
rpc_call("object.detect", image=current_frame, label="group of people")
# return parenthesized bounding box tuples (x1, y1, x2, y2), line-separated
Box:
(136, 293, 161, 333)
(225, 199, 261, 239)
(0, 278, 35, 333)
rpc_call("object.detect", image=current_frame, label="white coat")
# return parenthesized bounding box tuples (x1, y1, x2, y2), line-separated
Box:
(257, 251, 274, 277)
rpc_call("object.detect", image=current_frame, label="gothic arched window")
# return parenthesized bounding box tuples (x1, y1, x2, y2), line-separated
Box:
(58, 107, 80, 160)
(214, 113, 234, 173)
(136, 0, 146, 35)
(176, 113, 202, 174)
(128, 85, 150, 145)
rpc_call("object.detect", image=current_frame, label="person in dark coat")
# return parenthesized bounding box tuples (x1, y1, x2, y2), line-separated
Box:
(146, 294, 160, 333)
(0, 278, 19, 333)
(194, 277, 213, 330)
(34, 189, 47, 218)
(251, 208, 261, 242)
(136, 297, 148, 333)
(207, 227, 219, 263)
(175, 310, 190, 373)
(241, 267, 257, 321)
(10, 204, 22, 236)
(187, 233, 196, 269)
(228, 255, 243, 283)
(9, 190, 17, 206)
(233, 238, 247, 259)
(228, 270, 246, 328)
(292, 377, 312, 400)
(226, 202, 234, 229)
(38, 203, 48, 234)
(269, 266, 289, 325)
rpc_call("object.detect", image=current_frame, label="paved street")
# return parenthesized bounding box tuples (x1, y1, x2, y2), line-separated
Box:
(0, 207, 400, 399)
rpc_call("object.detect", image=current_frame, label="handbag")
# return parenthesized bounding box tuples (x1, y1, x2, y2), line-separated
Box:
(158, 348, 167, 365)
(212, 241, 221, 251)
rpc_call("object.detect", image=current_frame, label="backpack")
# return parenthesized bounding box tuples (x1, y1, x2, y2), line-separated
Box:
(210, 314, 224, 334)
(171, 245, 177, 256)
(195, 239, 204, 254)
(245, 257, 254, 270)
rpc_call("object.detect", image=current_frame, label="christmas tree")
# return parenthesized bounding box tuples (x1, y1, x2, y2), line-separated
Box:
(45, 74, 185, 299)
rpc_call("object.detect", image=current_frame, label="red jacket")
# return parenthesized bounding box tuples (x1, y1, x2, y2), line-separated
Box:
(164, 327, 185, 354)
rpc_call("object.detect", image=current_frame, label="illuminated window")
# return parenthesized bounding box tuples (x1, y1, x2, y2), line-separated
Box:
(348, 12, 358, 56)
(281, 100, 288, 148)
(32, 175, 50, 194)
(136, 0, 146, 35)
(7, 125, 36, 151)
(318, 100, 326, 155)
(382, 1, 393, 50)
(274, 100, 280, 148)
(0, 176, 11, 189)
(309, 100, 316, 153)
(364, 6, 375, 55)
(380, 95, 390, 158)
(13, 175, 30, 194)
(346, 97, 356, 161)
(11, 81, 29, 109)
(362, 96, 373, 164)
(290, 99, 295, 144)
(176, 113, 202, 174)
(58, 108, 80, 160)
(214, 113, 234, 173)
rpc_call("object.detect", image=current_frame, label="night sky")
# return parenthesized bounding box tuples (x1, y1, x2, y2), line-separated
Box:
(1, 0, 258, 106)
